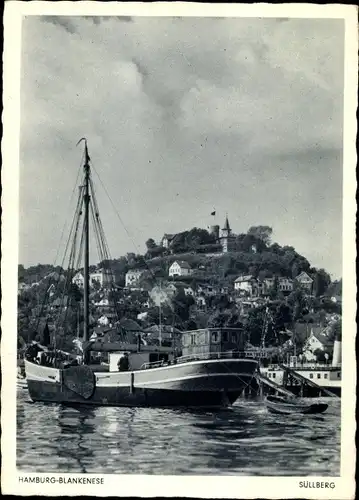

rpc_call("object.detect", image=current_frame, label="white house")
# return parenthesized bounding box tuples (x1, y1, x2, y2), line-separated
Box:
(90, 269, 115, 288)
(97, 313, 117, 327)
(125, 269, 145, 287)
(161, 233, 176, 249)
(302, 329, 332, 361)
(72, 272, 84, 288)
(234, 275, 256, 295)
(279, 277, 294, 293)
(72, 269, 115, 289)
(168, 261, 192, 278)
(295, 271, 313, 293)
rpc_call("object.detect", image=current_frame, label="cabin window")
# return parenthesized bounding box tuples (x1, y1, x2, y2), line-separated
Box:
(191, 334, 196, 345)
(309, 373, 313, 379)
(231, 333, 236, 343)
(272, 373, 276, 378)
(222, 332, 228, 342)
(324, 374, 328, 379)
(337, 372, 341, 378)
(211, 332, 218, 342)
(317, 374, 321, 379)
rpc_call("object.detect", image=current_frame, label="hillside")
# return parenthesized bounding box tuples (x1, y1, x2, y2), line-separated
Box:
(17, 225, 341, 354)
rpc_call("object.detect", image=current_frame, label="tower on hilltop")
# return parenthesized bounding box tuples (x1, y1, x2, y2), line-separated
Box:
(219, 215, 235, 253)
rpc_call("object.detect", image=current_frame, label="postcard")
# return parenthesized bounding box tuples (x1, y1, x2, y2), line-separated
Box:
(1, 2, 357, 498)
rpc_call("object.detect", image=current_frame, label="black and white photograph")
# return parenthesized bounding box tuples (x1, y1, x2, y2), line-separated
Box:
(1, 2, 357, 498)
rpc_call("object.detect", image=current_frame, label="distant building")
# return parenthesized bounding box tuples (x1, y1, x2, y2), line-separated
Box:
(218, 216, 236, 253)
(161, 233, 176, 249)
(279, 277, 294, 293)
(97, 313, 117, 327)
(72, 269, 115, 289)
(90, 269, 115, 288)
(295, 271, 313, 293)
(72, 272, 84, 288)
(261, 276, 293, 295)
(302, 329, 333, 361)
(125, 269, 145, 287)
(197, 284, 217, 297)
(169, 260, 192, 278)
(234, 275, 257, 295)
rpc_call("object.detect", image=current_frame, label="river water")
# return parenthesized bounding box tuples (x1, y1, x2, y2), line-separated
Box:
(17, 389, 340, 476)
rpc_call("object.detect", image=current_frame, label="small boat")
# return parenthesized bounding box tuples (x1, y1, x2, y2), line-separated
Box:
(265, 395, 328, 415)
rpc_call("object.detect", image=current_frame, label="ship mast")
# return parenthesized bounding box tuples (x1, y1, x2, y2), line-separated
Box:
(77, 138, 91, 357)
(83, 142, 90, 346)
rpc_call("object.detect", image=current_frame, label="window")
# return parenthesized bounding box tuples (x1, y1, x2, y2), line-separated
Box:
(211, 332, 218, 342)
(191, 335, 196, 345)
(222, 332, 228, 342)
(272, 373, 276, 378)
(324, 374, 328, 379)
(337, 372, 341, 378)
(309, 373, 313, 379)
(232, 333, 236, 343)
(317, 374, 321, 379)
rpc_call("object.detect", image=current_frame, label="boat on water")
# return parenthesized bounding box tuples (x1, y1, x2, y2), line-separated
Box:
(265, 395, 328, 415)
(24, 140, 258, 408)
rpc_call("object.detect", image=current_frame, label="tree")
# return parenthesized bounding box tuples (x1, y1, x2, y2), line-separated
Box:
(245, 306, 267, 346)
(247, 226, 273, 246)
(313, 268, 331, 297)
(327, 320, 342, 342)
(145, 238, 157, 250)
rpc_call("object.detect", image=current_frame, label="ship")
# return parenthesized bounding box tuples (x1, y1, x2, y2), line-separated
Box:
(23, 140, 258, 408)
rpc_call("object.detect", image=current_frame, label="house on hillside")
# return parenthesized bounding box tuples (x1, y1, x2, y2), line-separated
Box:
(302, 329, 333, 361)
(261, 276, 294, 295)
(195, 296, 207, 310)
(72, 272, 84, 288)
(72, 269, 115, 289)
(90, 269, 115, 288)
(125, 269, 145, 287)
(98, 313, 118, 327)
(169, 260, 192, 278)
(197, 284, 217, 297)
(279, 277, 294, 293)
(161, 233, 176, 249)
(295, 271, 313, 293)
(234, 275, 257, 296)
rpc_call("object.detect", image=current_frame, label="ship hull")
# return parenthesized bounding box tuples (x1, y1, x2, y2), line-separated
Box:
(25, 358, 257, 408)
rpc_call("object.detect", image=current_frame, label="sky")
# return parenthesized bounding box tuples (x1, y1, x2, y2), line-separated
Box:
(19, 16, 344, 278)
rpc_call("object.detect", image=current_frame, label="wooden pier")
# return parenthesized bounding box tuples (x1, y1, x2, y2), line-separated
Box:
(278, 364, 339, 398)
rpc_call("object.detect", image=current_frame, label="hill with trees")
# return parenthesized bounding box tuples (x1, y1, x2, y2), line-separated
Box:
(17, 225, 341, 355)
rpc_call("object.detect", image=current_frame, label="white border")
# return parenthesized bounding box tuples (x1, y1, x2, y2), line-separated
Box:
(1, 3, 357, 498)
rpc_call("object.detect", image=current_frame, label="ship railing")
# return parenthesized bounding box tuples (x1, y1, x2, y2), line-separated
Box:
(140, 351, 247, 370)
(175, 351, 245, 364)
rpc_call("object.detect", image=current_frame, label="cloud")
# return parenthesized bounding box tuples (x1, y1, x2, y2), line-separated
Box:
(19, 16, 344, 277)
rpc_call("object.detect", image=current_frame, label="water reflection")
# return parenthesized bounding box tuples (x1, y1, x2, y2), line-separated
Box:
(16, 390, 340, 475)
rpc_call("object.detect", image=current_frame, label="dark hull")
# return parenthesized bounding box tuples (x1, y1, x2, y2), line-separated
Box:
(27, 380, 241, 408)
(25, 358, 257, 408)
